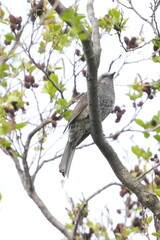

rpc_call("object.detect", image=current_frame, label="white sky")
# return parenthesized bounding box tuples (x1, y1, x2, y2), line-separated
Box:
(0, 0, 159, 239)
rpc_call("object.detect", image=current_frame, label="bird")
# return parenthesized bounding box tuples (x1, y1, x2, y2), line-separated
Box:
(59, 72, 115, 177)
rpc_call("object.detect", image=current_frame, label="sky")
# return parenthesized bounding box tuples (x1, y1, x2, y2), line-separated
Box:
(0, 0, 159, 239)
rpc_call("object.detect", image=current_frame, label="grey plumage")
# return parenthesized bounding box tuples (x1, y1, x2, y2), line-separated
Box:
(59, 72, 115, 177)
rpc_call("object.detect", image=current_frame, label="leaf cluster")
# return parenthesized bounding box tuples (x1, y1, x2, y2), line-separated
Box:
(99, 8, 128, 33)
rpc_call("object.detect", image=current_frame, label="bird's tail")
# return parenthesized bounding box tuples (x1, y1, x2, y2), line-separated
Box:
(59, 141, 76, 177)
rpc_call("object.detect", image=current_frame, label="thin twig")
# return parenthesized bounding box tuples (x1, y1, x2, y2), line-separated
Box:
(87, 0, 101, 66)
(72, 182, 122, 238)
(137, 162, 160, 181)
(23, 118, 52, 161)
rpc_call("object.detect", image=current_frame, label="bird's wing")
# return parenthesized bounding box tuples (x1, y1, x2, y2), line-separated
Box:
(64, 93, 88, 132)
(69, 93, 88, 122)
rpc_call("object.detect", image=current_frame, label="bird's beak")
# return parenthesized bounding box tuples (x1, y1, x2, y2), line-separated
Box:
(110, 72, 116, 78)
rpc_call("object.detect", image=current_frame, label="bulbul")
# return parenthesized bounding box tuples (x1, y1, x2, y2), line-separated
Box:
(59, 72, 115, 177)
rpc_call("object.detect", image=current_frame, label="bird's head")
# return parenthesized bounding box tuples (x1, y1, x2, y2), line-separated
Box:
(98, 72, 115, 83)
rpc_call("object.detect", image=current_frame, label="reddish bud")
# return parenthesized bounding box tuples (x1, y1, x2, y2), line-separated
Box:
(113, 223, 124, 234)
(80, 55, 85, 62)
(121, 109, 126, 114)
(51, 113, 61, 121)
(134, 165, 139, 172)
(17, 24, 21, 31)
(137, 101, 143, 107)
(24, 75, 35, 84)
(10, 23, 17, 32)
(127, 212, 131, 218)
(155, 177, 160, 186)
(124, 36, 129, 45)
(24, 75, 31, 82)
(9, 15, 22, 24)
(113, 105, 121, 112)
(82, 69, 87, 77)
(29, 76, 35, 84)
(51, 120, 57, 128)
(154, 168, 160, 176)
(4, 107, 15, 116)
(21, 107, 26, 113)
(133, 217, 141, 228)
(117, 209, 121, 214)
(133, 102, 136, 108)
(130, 37, 137, 46)
(9, 15, 17, 23)
(75, 49, 81, 56)
(151, 120, 157, 126)
(11, 101, 18, 111)
(4, 40, 11, 45)
(16, 16, 22, 24)
(120, 186, 130, 197)
(153, 45, 159, 51)
(149, 95, 153, 99)
(142, 82, 151, 95)
(32, 83, 39, 88)
(24, 82, 31, 89)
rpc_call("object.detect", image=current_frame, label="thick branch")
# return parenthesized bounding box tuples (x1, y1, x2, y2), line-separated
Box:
(48, 0, 160, 220)
(6, 144, 72, 240)
(96, 136, 160, 218)
(29, 188, 72, 240)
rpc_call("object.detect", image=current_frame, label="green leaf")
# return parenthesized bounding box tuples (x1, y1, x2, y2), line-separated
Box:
(152, 56, 160, 63)
(0, 121, 10, 135)
(126, 77, 144, 100)
(0, 193, 2, 201)
(0, 63, 9, 79)
(122, 17, 129, 26)
(154, 134, 160, 142)
(64, 110, 72, 121)
(23, 62, 36, 74)
(61, 8, 87, 38)
(14, 122, 27, 130)
(65, 223, 73, 230)
(5, 33, 15, 41)
(0, 137, 11, 148)
(135, 119, 145, 128)
(42, 79, 57, 99)
(143, 132, 150, 138)
(153, 37, 160, 47)
(155, 189, 160, 197)
(109, 8, 120, 19)
(38, 41, 45, 53)
(146, 216, 153, 224)
(7, 91, 25, 107)
(126, 91, 143, 100)
(50, 73, 58, 83)
(131, 146, 152, 160)
(152, 232, 160, 237)
(134, 206, 142, 212)
(0, 7, 5, 20)
(12, 151, 22, 158)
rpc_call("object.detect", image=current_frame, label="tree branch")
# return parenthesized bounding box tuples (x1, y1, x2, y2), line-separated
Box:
(6, 141, 72, 240)
(23, 118, 52, 161)
(72, 182, 122, 239)
(87, 0, 101, 66)
(29, 188, 72, 240)
(118, 0, 159, 36)
(48, 0, 160, 221)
